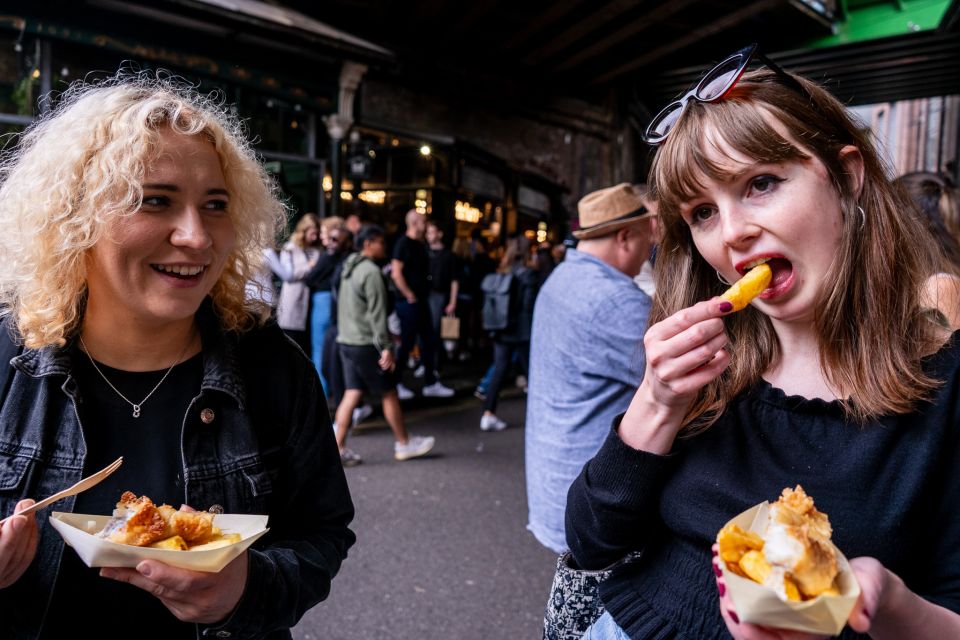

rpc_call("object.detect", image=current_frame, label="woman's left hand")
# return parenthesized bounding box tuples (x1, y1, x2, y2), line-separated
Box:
(100, 551, 248, 624)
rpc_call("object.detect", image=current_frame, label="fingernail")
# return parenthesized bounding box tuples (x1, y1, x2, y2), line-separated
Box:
(100, 568, 116, 579)
(137, 563, 153, 577)
(718, 582, 726, 597)
(719, 301, 733, 313)
(10, 517, 23, 532)
(862, 608, 870, 620)
(712, 563, 722, 577)
(711, 548, 717, 557)
(728, 610, 739, 624)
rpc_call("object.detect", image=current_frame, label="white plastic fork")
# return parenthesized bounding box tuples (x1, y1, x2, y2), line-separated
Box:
(0, 456, 123, 525)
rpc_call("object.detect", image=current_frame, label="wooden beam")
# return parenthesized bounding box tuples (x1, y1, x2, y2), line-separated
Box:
(524, 0, 643, 66)
(589, 0, 783, 86)
(501, 0, 590, 50)
(552, 0, 700, 73)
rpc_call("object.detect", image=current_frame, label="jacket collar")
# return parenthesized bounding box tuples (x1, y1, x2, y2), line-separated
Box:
(12, 298, 247, 408)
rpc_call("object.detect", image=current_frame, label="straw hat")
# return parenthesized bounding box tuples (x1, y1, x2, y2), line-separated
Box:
(573, 183, 652, 239)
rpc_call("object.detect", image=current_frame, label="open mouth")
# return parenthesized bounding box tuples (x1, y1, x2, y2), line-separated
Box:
(739, 256, 794, 297)
(151, 264, 207, 280)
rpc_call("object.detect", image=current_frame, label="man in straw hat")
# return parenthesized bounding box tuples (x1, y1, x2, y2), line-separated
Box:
(525, 182, 657, 553)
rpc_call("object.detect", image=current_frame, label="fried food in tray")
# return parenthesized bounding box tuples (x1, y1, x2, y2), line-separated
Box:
(717, 486, 840, 601)
(98, 491, 239, 551)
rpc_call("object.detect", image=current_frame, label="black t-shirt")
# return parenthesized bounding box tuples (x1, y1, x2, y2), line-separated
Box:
(427, 246, 457, 295)
(392, 236, 430, 299)
(40, 350, 203, 639)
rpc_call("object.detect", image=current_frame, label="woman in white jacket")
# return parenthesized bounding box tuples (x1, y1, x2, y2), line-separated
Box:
(268, 213, 321, 352)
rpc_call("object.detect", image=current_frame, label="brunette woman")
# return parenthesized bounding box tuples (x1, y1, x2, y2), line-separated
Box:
(568, 45, 960, 639)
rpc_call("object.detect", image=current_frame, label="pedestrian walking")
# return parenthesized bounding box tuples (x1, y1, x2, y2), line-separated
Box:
(425, 221, 459, 374)
(391, 210, 455, 400)
(566, 45, 960, 639)
(334, 225, 436, 466)
(305, 216, 348, 397)
(267, 213, 321, 353)
(0, 75, 354, 639)
(525, 183, 657, 554)
(478, 236, 539, 431)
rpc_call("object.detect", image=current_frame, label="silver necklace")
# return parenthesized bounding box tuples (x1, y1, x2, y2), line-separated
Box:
(78, 332, 194, 418)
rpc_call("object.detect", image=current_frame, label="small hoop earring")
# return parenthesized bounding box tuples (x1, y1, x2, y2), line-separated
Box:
(857, 205, 866, 229)
(717, 270, 733, 286)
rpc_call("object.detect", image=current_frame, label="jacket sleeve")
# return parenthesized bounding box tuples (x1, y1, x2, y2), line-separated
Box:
(203, 362, 355, 638)
(265, 248, 294, 282)
(363, 268, 392, 351)
(565, 416, 676, 570)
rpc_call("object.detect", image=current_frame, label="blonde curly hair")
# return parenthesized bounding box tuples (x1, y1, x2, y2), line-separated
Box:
(0, 73, 287, 348)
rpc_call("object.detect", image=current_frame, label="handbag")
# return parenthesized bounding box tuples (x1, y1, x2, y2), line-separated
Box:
(440, 315, 460, 340)
(542, 551, 642, 640)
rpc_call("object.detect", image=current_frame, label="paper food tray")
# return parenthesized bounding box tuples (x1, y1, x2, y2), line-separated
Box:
(50, 511, 269, 573)
(719, 502, 860, 635)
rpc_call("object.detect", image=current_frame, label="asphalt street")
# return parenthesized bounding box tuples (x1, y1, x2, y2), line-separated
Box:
(292, 392, 558, 640)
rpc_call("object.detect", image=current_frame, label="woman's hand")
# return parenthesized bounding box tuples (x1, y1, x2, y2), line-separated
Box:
(618, 298, 733, 453)
(0, 499, 39, 588)
(100, 551, 249, 624)
(712, 544, 829, 640)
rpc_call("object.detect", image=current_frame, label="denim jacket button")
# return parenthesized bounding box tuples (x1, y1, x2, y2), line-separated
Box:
(216, 631, 232, 638)
(200, 408, 215, 424)
(208, 504, 225, 514)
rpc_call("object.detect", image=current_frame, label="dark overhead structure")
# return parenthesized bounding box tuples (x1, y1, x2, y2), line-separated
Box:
(282, 0, 960, 114)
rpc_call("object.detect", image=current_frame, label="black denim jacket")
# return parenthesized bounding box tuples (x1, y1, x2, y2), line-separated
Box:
(0, 304, 356, 639)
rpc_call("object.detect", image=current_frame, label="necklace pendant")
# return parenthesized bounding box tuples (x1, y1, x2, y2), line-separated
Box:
(132, 405, 141, 418)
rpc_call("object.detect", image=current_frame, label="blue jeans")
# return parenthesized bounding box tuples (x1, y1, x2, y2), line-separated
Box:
(311, 290, 332, 396)
(582, 611, 630, 639)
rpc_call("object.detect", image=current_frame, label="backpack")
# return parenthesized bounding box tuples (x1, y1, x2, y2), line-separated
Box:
(480, 272, 514, 331)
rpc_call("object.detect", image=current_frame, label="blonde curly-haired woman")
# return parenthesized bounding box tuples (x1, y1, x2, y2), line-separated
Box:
(0, 75, 354, 639)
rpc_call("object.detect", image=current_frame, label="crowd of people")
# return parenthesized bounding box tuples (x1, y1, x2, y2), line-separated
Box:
(2, 43, 960, 640)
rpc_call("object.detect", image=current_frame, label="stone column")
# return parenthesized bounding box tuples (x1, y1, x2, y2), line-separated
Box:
(323, 62, 367, 216)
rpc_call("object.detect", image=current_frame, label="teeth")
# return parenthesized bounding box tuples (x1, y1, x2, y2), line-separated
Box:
(155, 264, 205, 276)
(745, 258, 770, 270)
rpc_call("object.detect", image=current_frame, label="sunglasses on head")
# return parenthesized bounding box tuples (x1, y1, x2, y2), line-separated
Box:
(643, 43, 810, 145)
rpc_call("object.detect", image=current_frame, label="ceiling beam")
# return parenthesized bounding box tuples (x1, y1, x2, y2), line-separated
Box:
(588, 0, 783, 86)
(501, 0, 590, 50)
(524, 0, 644, 66)
(552, 0, 700, 73)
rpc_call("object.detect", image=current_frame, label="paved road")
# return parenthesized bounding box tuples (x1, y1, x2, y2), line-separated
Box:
(292, 393, 558, 640)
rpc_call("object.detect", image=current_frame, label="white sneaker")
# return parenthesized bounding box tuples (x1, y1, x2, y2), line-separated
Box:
(422, 381, 455, 398)
(413, 364, 426, 378)
(480, 414, 508, 431)
(394, 435, 435, 461)
(352, 404, 374, 427)
(340, 448, 362, 467)
(396, 384, 415, 400)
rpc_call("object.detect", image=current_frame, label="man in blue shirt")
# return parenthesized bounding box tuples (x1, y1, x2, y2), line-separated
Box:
(525, 183, 657, 553)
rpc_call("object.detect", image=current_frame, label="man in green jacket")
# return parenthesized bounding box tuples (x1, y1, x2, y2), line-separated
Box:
(333, 224, 436, 466)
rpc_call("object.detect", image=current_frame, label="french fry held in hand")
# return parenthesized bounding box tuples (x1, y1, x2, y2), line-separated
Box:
(721, 263, 772, 312)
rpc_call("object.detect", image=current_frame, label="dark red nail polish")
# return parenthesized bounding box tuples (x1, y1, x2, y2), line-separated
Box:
(713, 563, 722, 577)
(728, 610, 739, 624)
(711, 548, 718, 557)
(718, 582, 726, 597)
(719, 301, 733, 313)
(862, 608, 870, 620)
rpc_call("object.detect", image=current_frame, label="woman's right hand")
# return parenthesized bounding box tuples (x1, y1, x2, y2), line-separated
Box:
(618, 298, 733, 454)
(0, 499, 39, 588)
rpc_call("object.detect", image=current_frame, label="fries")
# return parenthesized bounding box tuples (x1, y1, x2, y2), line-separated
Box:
(721, 263, 772, 311)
